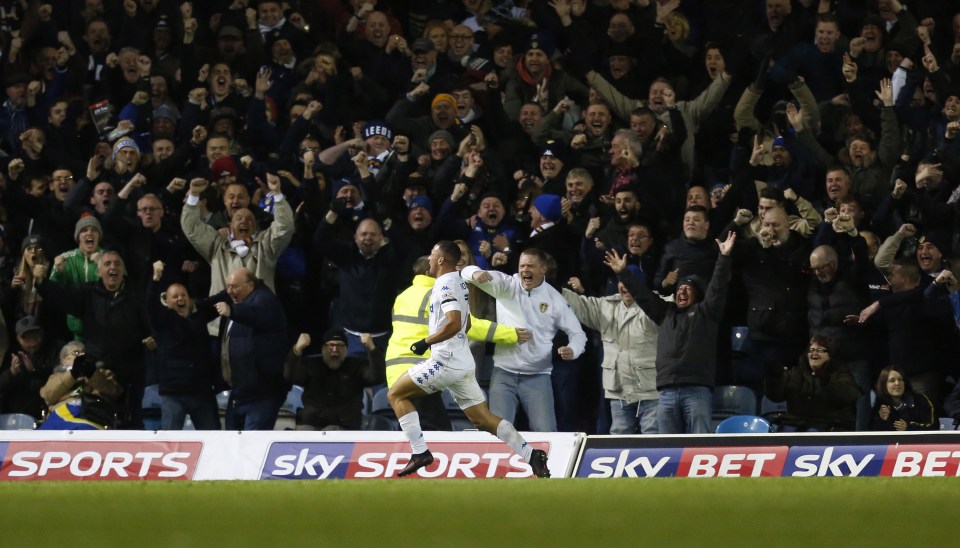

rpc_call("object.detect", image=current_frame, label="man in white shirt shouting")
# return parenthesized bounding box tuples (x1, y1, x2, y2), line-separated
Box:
(461, 248, 587, 432)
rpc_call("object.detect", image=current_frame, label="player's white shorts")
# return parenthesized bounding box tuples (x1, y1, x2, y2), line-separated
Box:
(407, 359, 486, 410)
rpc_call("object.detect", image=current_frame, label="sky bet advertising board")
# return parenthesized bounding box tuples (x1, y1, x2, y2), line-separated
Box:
(574, 433, 960, 478)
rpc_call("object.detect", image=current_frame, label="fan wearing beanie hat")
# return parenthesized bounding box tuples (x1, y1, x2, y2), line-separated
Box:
(152, 104, 179, 140)
(515, 32, 555, 92)
(287, 326, 378, 430)
(916, 232, 948, 275)
(112, 137, 141, 175)
(431, 93, 457, 113)
(363, 120, 393, 143)
(860, 14, 887, 53)
(624, 264, 646, 285)
(428, 130, 456, 162)
(524, 32, 556, 58)
(329, 178, 367, 221)
(73, 215, 103, 250)
(21, 233, 41, 251)
(362, 120, 394, 175)
(211, 156, 239, 188)
(16, 235, 45, 289)
(51, 214, 106, 340)
(407, 195, 433, 231)
(675, 274, 705, 302)
(430, 93, 459, 129)
(538, 139, 568, 192)
(531, 194, 562, 225)
(522, 193, 579, 283)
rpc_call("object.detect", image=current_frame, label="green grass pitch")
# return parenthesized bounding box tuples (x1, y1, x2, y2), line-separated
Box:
(0, 478, 955, 546)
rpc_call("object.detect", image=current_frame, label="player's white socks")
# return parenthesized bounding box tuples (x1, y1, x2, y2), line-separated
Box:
(496, 419, 533, 461)
(399, 412, 429, 454)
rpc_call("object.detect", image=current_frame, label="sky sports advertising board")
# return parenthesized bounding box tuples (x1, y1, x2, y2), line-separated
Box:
(0, 431, 578, 481)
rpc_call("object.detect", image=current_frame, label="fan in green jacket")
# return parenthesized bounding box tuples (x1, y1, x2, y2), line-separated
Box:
(51, 216, 104, 340)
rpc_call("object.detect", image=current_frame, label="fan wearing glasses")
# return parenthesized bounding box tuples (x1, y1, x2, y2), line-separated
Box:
(764, 336, 862, 431)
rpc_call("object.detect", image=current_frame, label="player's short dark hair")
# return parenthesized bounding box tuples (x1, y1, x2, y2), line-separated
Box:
(435, 240, 461, 264)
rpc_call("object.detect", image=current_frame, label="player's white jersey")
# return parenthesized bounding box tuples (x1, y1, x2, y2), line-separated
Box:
(429, 271, 474, 371)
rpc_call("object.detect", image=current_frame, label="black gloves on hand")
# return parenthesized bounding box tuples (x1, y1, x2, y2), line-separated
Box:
(410, 339, 429, 356)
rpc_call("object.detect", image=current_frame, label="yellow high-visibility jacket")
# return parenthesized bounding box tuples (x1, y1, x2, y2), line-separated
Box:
(385, 274, 518, 387)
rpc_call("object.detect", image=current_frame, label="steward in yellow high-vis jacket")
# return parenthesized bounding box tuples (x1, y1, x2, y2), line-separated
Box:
(385, 274, 521, 388)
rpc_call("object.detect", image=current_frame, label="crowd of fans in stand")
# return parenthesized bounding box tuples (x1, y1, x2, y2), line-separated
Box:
(1, 0, 960, 434)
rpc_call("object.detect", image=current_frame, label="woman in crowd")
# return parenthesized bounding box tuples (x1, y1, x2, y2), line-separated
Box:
(871, 366, 937, 431)
(764, 336, 862, 431)
(422, 21, 450, 54)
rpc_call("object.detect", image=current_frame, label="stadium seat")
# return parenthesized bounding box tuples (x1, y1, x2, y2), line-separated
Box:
(142, 384, 162, 430)
(441, 389, 459, 411)
(370, 387, 400, 430)
(371, 387, 396, 419)
(216, 390, 231, 410)
(715, 415, 772, 434)
(215, 390, 231, 430)
(713, 385, 757, 418)
(442, 389, 467, 415)
(760, 395, 788, 421)
(711, 385, 758, 432)
(142, 384, 162, 407)
(142, 416, 161, 430)
(362, 414, 399, 431)
(441, 389, 481, 430)
(280, 385, 304, 416)
(0, 413, 37, 430)
(450, 418, 478, 431)
(730, 326, 753, 354)
(940, 417, 958, 430)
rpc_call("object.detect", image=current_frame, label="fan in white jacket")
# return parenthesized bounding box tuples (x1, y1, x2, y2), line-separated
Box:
(461, 248, 586, 432)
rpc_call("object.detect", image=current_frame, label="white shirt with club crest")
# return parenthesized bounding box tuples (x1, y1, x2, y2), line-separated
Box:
(461, 265, 586, 375)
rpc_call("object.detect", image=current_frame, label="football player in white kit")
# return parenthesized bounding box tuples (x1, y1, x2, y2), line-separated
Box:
(387, 241, 550, 478)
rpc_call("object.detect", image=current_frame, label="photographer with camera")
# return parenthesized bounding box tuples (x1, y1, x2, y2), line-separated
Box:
(39, 350, 123, 430)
